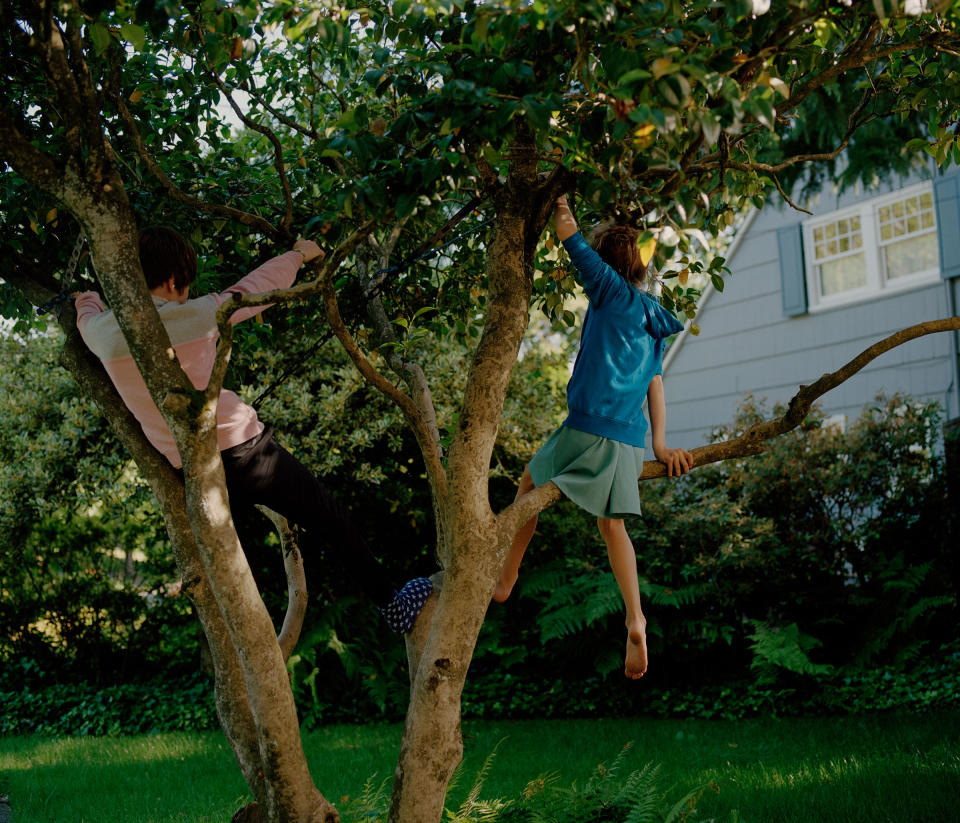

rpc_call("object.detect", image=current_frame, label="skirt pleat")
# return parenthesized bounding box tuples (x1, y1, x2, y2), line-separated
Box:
(528, 425, 644, 519)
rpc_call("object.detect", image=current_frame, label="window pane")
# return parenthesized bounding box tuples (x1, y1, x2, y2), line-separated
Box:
(920, 192, 933, 209)
(880, 224, 892, 241)
(851, 216, 861, 230)
(922, 210, 934, 229)
(814, 226, 823, 242)
(838, 218, 849, 234)
(885, 234, 940, 279)
(878, 205, 890, 222)
(820, 253, 867, 295)
(825, 223, 836, 239)
(905, 196, 918, 215)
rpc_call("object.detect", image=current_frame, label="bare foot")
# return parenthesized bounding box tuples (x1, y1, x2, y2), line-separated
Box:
(492, 573, 517, 603)
(625, 621, 648, 680)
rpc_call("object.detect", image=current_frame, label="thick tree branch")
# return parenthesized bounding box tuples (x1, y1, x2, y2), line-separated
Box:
(359, 232, 447, 499)
(0, 107, 66, 198)
(497, 317, 960, 533)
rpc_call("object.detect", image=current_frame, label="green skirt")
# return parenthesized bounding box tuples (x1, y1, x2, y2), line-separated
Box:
(528, 425, 645, 519)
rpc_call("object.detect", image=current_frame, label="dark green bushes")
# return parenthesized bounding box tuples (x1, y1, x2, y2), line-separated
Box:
(481, 393, 956, 696)
(2, 319, 955, 733)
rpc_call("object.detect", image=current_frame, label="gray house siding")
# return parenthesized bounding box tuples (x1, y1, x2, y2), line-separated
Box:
(663, 166, 960, 449)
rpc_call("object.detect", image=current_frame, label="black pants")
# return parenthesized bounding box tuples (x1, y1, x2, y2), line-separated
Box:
(220, 426, 397, 606)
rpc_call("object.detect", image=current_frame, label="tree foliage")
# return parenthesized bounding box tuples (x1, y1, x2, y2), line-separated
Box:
(4, 1, 960, 821)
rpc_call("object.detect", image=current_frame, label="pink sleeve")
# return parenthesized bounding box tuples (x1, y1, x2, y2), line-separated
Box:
(74, 291, 105, 337)
(214, 250, 303, 325)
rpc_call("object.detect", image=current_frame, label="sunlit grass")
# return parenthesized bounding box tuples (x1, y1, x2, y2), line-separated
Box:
(1, 712, 958, 822)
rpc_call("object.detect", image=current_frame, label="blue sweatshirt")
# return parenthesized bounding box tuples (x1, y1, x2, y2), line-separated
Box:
(561, 232, 684, 448)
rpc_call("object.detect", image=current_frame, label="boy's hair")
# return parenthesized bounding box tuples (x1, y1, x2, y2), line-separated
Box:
(587, 222, 647, 288)
(138, 226, 198, 292)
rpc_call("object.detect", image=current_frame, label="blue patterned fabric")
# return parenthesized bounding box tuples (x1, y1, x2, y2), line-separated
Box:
(380, 577, 433, 633)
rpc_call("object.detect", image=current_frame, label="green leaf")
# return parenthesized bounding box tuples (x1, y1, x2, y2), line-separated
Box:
(90, 23, 112, 55)
(120, 23, 146, 51)
(711, 273, 725, 292)
(396, 192, 418, 219)
(521, 96, 552, 133)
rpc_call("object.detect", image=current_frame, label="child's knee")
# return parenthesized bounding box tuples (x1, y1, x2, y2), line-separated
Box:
(597, 517, 625, 539)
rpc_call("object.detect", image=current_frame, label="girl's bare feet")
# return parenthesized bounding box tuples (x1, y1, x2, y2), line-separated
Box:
(625, 620, 648, 679)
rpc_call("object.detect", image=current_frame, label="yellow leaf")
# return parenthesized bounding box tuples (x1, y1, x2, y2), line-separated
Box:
(297, 151, 307, 169)
(651, 58, 672, 79)
(229, 36, 243, 62)
(45, 207, 58, 224)
(550, 267, 565, 282)
(690, 323, 701, 336)
(545, 235, 555, 251)
(633, 123, 656, 151)
(678, 268, 689, 286)
(129, 89, 143, 104)
(638, 236, 657, 267)
(29, 219, 38, 234)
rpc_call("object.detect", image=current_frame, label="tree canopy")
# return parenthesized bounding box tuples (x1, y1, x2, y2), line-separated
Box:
(3, 1, 960, 821)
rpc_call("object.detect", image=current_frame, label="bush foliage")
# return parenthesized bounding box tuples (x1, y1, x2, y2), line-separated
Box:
(1, 319, 956, 733)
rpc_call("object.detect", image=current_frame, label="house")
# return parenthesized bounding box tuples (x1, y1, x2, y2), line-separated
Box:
(661, 162, 960, 448)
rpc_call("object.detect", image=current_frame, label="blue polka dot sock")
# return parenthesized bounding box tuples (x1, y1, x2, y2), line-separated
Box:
(380, 577, 433, 634)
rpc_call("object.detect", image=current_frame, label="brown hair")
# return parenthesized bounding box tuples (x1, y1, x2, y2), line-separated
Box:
(587, 222, 647, 288)
(138, 226, 198, 292)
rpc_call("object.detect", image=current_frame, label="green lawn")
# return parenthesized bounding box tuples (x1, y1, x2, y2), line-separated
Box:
(2, 712, 958, 822)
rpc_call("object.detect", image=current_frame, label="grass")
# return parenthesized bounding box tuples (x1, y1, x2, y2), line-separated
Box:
(1, 711, 958, 822)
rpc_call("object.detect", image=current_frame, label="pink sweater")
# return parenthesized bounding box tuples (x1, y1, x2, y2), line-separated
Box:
(76, 251, 303, 468)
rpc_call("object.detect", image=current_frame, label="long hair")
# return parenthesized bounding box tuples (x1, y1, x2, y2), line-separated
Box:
(587, 222, 648, 288)
(138, 226, 198, 292)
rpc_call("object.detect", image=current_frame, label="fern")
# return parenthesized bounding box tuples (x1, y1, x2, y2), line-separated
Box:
(339, 774, 390, 821)
(618, 762, 662, 823)
(535, 560, 700, 645)
(748, 620, 835, 682)
(445, 740, 513, 823)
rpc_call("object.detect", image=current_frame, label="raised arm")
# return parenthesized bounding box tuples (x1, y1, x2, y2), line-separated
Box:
(647, 374, 693, 477)
(553, 195, 579, 241)
(217, 238, 324, 324)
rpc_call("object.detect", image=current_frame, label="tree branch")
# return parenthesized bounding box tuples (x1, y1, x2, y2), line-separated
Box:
(497, 317, 960, 532)
(256, 506, 307, 662)
(208, 70, 295, 233)
(113, 95, 285, 241)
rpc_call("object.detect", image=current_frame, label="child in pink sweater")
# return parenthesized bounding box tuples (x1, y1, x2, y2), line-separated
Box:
(76, 226, 431, 633)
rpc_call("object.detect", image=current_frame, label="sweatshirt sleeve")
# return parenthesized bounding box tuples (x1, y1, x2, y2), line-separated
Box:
(640, 292, 684, 376)
(214, 250, 304, 325)
(560, 232, 629, 308)
(74, 291, 105, 339)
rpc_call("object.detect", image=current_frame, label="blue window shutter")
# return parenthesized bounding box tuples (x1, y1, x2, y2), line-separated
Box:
(777, 224, 807, 316)
(934, 174, 960, 280)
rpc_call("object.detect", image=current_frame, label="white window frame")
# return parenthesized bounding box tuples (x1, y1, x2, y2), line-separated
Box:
(802, 182, 940, 312)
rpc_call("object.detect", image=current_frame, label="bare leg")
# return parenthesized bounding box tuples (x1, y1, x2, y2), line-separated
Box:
(597, 517, 648, 679)
(493, 466, 537, 602)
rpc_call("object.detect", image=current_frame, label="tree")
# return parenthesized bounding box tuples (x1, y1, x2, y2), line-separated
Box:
(3, 1, 960, 820)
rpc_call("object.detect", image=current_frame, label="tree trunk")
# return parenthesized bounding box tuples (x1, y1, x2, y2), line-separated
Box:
(390, 200, 536, 821)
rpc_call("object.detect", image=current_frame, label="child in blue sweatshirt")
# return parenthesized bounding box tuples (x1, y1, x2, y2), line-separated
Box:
(494, 196, 694, 679)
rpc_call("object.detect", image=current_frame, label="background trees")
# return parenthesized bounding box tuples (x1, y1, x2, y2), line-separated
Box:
(3, 1, 960, 821)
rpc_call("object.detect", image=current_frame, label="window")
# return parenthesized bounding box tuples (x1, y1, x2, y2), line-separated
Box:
(803, 183, 940, 310)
